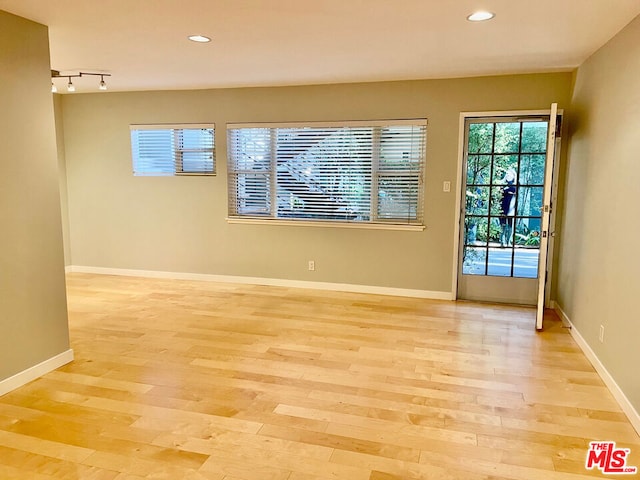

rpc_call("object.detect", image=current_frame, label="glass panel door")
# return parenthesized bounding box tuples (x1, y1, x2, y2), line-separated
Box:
(458, 116, 549, 305)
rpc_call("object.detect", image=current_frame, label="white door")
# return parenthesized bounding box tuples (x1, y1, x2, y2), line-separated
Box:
(456, 110, 559, 307)
(536, 103, 559, 329)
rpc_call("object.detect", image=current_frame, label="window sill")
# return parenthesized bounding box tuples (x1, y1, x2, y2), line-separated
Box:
(226, 217, 426, 231)
(175, 172, 216, 176)
(134, 172, 216, 177)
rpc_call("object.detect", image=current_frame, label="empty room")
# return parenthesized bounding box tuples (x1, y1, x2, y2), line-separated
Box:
(1, 1, 639, 479)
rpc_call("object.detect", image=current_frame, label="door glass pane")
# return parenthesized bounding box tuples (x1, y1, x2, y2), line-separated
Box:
(468, 124, 494, 154)
(517, 187, 544, 217)
(489, 186, 507, 216)
(514, 248, 539, 278)
(467, 155, 491, 185)
(465, 186, 489, 215)
(463, 247, 487, 275)
(488, 217, 503, 244)
(487, 248, 512, 277)
(494, 123, 521, 153)
(514, 218, 541, 246)
(521, 122, 548, 153)
(492, 155, 518, 183)
(465, 216, 488, 245)
(519, 154, 546, 185)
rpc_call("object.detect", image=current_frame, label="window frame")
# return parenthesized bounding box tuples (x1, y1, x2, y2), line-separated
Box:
(130, 123, 216, 176)
(226, 119, 427, 230)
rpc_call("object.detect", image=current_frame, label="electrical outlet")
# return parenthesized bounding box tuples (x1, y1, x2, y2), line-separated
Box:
(308, 260, 315, 271)
(599, 325, 605, 343)
(443, 181, 451, 192)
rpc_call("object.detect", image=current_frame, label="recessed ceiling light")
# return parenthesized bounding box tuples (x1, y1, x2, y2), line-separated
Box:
(188, 35, 211, 43)
(467, 11, 495, 22)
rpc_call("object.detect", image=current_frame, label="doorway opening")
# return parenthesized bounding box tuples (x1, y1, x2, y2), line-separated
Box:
(455, 111, 559, 311)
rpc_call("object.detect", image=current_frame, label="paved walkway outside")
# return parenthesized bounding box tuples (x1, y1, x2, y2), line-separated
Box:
(463, 246, 539, 278)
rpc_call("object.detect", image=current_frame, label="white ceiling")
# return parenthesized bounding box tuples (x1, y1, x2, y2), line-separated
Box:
(1, 0, 639, 93)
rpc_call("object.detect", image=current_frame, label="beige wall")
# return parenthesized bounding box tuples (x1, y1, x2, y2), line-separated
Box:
(54, 95, 72, 266)
(557, 16, 640, 411)
(0, 11, 70, 380)
(61, 73, 572, 293)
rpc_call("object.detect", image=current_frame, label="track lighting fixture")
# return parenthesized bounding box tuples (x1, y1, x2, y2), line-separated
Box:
(51, 70, 112, 93)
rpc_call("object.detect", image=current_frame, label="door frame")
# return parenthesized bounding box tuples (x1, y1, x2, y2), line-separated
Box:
(451, 109, 561, 303)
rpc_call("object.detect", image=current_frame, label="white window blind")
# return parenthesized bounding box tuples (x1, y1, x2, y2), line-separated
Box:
(130, 124, 215, 176)
(227, 120, 427, 225)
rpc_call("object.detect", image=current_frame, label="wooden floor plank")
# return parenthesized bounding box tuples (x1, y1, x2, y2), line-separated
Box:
(0, 273, 638, 479)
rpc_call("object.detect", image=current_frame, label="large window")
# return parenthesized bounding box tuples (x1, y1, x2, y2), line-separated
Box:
(227, 120, 427, 226)
(130, 124, 215, 176)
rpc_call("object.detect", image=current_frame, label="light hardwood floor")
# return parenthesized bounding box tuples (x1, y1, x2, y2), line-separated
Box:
(0, 273, 638, 479)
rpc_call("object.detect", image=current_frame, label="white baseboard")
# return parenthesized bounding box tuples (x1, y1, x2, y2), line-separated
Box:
(0, 349, 74, 397)
(66, 265, 454, 301)
(551, 300, 573, 328)
(64, 265, 73, 274)
(553, 302, 640, 436)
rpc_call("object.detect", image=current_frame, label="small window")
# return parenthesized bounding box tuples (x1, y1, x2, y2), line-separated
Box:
(227, 120, 427, 226)
(130, 124, 215, 176)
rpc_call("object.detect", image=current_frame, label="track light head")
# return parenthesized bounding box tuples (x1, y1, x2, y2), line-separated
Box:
(67, 78, 75, 92)
(99, 76, 107, 91)
(51, 82, 57, 93)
